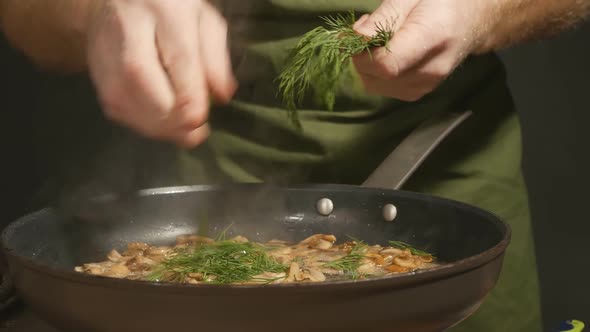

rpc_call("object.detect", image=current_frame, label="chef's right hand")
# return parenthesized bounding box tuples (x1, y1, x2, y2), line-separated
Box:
(86, 0, 237, 148)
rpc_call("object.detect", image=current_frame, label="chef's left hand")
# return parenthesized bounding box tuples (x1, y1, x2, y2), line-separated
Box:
(352, 0, 496, 101)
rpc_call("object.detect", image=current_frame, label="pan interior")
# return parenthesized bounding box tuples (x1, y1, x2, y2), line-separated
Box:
(2, 185, 507, 276)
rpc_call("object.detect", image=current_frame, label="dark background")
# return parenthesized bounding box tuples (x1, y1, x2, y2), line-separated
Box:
(499, 21, 590, 329)
(1, 20, 589, 332)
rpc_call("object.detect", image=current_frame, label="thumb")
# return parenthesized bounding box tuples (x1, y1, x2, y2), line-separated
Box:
(353, 0, 429, 76)
(354, 0, 416, 37)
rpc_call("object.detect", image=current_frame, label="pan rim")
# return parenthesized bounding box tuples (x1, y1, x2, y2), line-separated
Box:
(1, 184, 511, 293)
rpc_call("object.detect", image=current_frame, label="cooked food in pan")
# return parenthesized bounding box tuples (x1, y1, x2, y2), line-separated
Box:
(75, 233, 437, 284)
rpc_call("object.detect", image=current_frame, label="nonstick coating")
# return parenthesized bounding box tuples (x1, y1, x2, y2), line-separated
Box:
(1, 184, 510, 332)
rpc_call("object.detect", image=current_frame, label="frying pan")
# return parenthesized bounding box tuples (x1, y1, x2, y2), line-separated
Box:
(0, 111, 511, 332)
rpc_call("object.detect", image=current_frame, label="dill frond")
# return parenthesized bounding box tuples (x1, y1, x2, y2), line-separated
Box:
(215, 223, 234, 242)
(388, 240, 434, 257)
(322, 240, 367, 279)
(276, 10, 395, 128)
(146, 241, 286, 284)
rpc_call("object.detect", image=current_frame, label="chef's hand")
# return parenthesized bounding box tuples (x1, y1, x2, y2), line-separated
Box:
(87, 0, 237, 148)
(352, 0, 495, 102)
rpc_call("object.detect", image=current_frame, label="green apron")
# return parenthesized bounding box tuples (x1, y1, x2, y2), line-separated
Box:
(19, 0, 541, 330)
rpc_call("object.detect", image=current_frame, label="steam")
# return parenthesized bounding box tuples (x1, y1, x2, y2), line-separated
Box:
(55, 0, 310, 225)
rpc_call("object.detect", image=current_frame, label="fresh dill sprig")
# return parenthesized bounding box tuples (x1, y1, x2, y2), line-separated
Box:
(322, 240, 367, 279)
(215, 223, 234, 241)
(146, 240, 286, 284)
(276, 10, 394, 128)
(388, 240, 434, 257)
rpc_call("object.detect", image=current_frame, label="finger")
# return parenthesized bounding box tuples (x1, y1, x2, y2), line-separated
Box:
(175, 123, 211, 149)
(358, 73, 431, 102)
(92, 5, 176, 135)
(354, 0, 434, 77)
(353, 33, 445, 79)
(412, 51, 458, 83)
(120, 24, 176, 134)
(353, 14, 370, 29)
(354, 0, 415, 37)
(156, 1, 209, 130)
(352, 47, 397, 77)
(199, 1, 237, 103)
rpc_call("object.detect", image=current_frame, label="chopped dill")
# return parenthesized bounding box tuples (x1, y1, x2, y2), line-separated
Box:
(388, 240, 434, 257)
(146, 240, 286, 284)
(215, 223, 234, 241)
(276, 10, 395, 128)
(322, 240, 367, 279)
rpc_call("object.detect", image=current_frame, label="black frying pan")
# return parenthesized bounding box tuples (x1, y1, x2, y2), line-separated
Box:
(1, 184, 509, 332)
(0, 111, 511, 332)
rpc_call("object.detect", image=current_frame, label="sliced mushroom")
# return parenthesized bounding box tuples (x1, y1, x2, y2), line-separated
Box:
(107, 250, 124, 263)
(269, 246, 292, 255)
(82, 263, 106, 275)
(321, 235, 337, 243)
(230, 235, 249, 243)
(175, 235, 214, 245)
(366, 245, 383, 255)
(126, 255, 157, 272)
(419, 255, 434, 263)
(366, 253, 385, 266)
(187, 278, 200, 284)
(124, 242, 150, 256)
(269, 255, 290, 265)
(394, 256, 418, 269)
(306, 268, 326, 282)
(104, 264, 131, 278)
(315, 239, 334, 250)
(382, 255, 395, 265)
(380, 248, 404, 256)
(413, 257, 425, 267)
(300, 234, 337, 249)
(286, 262, 302, 282)
(358, 262, 378, 275)
(315, 251, 347, 263)
(400, 249, 413, 258)
(385, 264, 410, 273)
(146, 246, 172, 257)
(188, 272, 204, 280)
(267, 239, 289, 245)
(320, 267, 344, 276)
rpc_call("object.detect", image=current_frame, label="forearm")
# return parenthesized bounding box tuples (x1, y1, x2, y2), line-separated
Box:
(0, 0, 100, 72)
(477, 0, 590, 53)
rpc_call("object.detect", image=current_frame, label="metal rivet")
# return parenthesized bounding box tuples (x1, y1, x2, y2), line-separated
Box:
(316, 198, 334, 216)
(383, 204, 398, 222)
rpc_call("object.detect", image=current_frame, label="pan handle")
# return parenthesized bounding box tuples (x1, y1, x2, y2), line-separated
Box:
(362, 110, 472, 190)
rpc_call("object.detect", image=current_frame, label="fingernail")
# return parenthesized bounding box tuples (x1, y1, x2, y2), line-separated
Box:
(222, 78, 238, 103)
(353, 14, 370, 29)
(355, 18, 376, 37)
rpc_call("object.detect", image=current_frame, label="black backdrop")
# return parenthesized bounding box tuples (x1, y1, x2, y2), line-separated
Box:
(499, 21, 590, 329)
